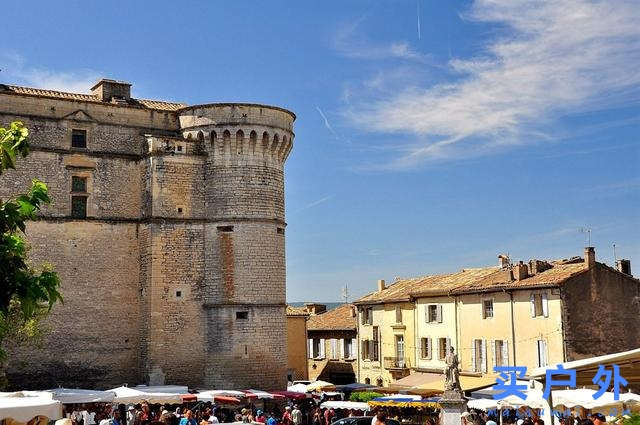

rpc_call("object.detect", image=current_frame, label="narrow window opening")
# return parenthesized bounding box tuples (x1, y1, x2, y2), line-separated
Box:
(277, 227, 285, 235)
(175, 290, 182, 298)
(177, 207, 183, 213)
(71, 176, 87, 193)
(71, 196, 87, 218)
(236, 311, 248, 320)
(71, 129, 87, 148)
(217, 225, 234, 232)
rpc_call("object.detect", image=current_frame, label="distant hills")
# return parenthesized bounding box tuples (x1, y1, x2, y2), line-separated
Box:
(288, 302, 343, 311)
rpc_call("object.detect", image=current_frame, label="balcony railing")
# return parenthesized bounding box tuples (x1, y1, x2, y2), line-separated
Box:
(384, 356, 411, 370)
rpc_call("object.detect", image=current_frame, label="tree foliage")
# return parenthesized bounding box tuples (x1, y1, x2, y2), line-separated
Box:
(0, 121, 62, 366)
(349, 391, 384, 403)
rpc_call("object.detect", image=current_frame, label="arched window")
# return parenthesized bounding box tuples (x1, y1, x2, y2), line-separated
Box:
(262, 132, 270, 154)
(376, 378, 383, 387)
(236, 130, 244, 154)
(197, 131, 204, 142)
(210, 131, 217, 147)
(364, 378, 371, 385)
(249, 131, 257, 154)
(223, 130, 231, 141)
(272, 133, 280, 155)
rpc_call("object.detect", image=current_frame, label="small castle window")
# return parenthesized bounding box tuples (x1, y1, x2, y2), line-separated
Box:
(176, 145, 183, 152)
(177, 207, 183, 213)
(236, 311, 248, 320)
(175, 290, 182, 298)
(71, 196, 87, 218)
(277, 227, 285, 235)
(71, 129, 87, 148)
(217, 225, 234, 232)
(72, 176, 87, 193)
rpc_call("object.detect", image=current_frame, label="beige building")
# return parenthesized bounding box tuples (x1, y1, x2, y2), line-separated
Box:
(286, 306, 309, 383)
(307, 304, 358, 384)
(355, 248, 639, 386)
(0, 79, 295, 390)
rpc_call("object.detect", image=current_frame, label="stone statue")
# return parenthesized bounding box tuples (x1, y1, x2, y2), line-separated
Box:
(444, 347, 461, 392)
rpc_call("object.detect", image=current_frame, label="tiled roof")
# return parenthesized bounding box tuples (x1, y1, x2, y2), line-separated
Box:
(306, 304, 357, 331)
(1, 85, 187, 112)
(286, 306, 309, 317)
(355, 258, 599, 305)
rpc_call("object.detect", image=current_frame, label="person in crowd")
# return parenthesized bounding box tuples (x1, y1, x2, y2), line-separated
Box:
(255, 410, 266, 424)
(291, 406, 302, 425)
(159, 413, 178, 425)
(487, 416, 498, 425)
(374, 411, 387, 425)
(591, 414, 606, 425)
(461, 412, 472, 425)
(323, 409, 334, 425)
(207, 409, 219, 424)
(282, 407, 293, 425)
(312, 411, 322, 425)
(175, 409, 183, 420)
(534, 419, 545, 425)
(371, 410, 380, 425)
(112, 410, 123, 425)
(266, 413, 278, 425)
(179, 411, 197, 425)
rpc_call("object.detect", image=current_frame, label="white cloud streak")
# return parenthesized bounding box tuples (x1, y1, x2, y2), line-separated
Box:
(316, 106, 338, 138)
(347, 0, 640, 168)
(1, 53, 101, 93)
(292, 195, 335, 214)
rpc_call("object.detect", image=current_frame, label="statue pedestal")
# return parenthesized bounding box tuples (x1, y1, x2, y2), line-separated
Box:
(440, 391, 468, 425)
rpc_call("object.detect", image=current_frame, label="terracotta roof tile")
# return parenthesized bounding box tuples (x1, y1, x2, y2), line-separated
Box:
(286, 306, 309, 317)
(355, 257, 602, 304)
(306, 304, 357, 331)
(1, 84, 187, 112)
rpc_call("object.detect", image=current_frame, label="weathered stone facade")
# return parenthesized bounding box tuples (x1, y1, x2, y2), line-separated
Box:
(0, 79, 295, 390)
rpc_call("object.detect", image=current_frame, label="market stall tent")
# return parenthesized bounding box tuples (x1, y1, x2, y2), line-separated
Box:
(0, 392, 62, 422)
(320, 401, 370, 411)
(108, 386, 182, 404)
(46, 388, 115, 404)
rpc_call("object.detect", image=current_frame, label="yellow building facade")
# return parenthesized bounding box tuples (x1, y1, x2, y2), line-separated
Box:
(355, 249, 640, 386)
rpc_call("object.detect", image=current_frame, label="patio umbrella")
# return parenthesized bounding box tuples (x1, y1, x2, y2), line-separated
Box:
(306, 381, 336, 392)
(287, 383, 309, 394)
(0, 392, 62, 422)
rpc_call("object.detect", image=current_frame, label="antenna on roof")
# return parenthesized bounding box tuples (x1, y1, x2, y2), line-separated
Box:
(341, 284, 349, 304)
(578, 227, 592, 246)
(613, 243, 617, 263)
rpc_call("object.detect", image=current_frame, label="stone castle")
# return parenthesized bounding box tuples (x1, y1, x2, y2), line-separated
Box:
(0, 79, 295, 390)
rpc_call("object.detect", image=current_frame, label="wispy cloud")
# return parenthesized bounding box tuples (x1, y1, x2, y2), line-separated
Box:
(333, 15, 429, 63)
(1, 53, 101, 93)
(292, 195, 335, 214)
(316, 106, 339, 138)
(347, 0, 640, 168)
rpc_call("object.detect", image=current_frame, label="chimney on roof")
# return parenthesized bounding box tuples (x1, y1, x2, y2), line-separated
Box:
(529, 259, 552, 275)
(91, 79, 131, 103)
(616, 259, 631, 276)
(584, 247, 595, 268)
(304, 303, 326, 315)
(498, 254, 510, 269)
(350, 305, 357, 317)
(377, 279, 386, 292)
(513, 261, 529, 280)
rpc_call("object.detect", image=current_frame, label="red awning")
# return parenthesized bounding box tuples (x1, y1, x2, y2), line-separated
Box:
(244, 390, 286, 400)
(213, 396, 241, 404)
(271, 391, 308, 400)
(181, 394, 198, 402)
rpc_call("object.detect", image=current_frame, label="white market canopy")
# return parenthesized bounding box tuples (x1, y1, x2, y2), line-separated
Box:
(196, 390, 247, 402)
(46, 388, 115, 404)
(287, 384, 309, 394)
(0, 391, 62, 422)
(109, 386, 183, 404)
(320, 401, 370, 411)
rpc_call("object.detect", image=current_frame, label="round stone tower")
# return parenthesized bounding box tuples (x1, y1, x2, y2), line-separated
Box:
(178, 103, 295, 389)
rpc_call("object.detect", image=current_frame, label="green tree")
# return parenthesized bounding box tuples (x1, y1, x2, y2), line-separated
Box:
(0, 121, 62, 386)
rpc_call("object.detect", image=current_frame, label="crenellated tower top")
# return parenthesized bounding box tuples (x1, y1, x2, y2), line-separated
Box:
(178, 103, 295, 168)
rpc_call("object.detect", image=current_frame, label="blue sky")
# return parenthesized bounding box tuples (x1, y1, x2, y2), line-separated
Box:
(2, 0, 638, 302)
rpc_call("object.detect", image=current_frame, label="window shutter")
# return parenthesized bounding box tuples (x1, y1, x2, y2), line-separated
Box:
(331, 339, 337, 359)
(425, 306, 430, 323)
(319, 338, 325, 358)
(482, 302, 487, 319)
(368, 340, 374, 361)
(308, 339, 314, 359)
(542, 292, 549, 317)
(437, 305, 443, 323)
(491, 340, 496, 368)
(361, 340, 366, 360)
(339, 339, 344, 359)
(427, 338, 432, 360)
(481, 339, 487, 373)
(351, 338, 357, 359)
(471, 341, 477, 372)
(541, 340, 547, 366)
(530, 293, 536, 317)
(446, 337, 451, 354)
(502, 340, 509, 366)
